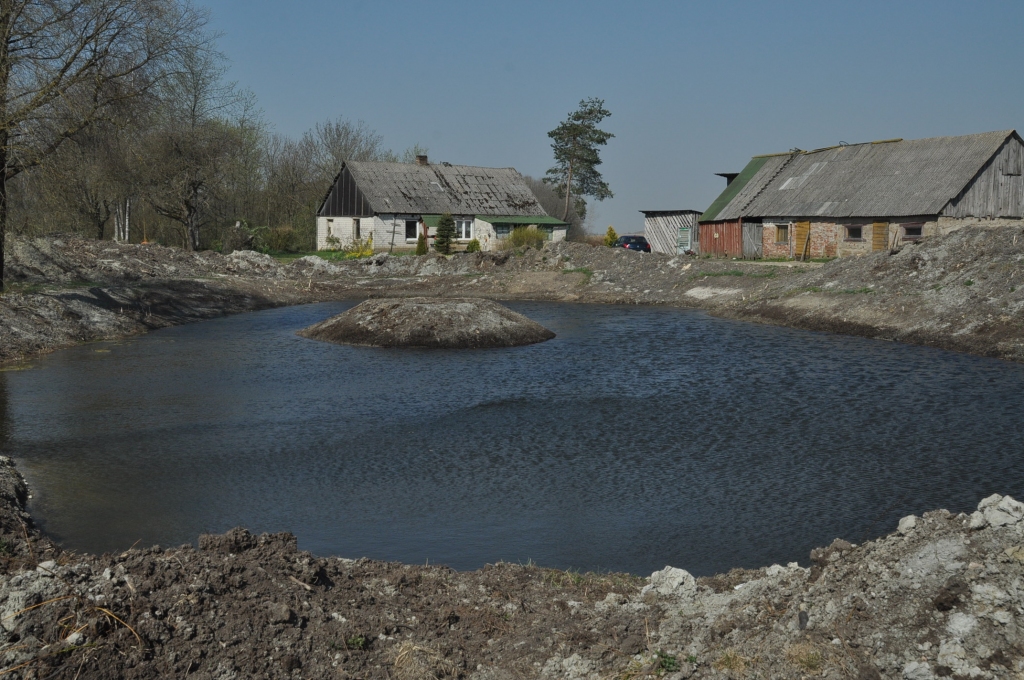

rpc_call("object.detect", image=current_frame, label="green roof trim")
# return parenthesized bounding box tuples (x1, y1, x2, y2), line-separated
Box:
(476, 215, 567, 226)
(699, 156, 770, 222)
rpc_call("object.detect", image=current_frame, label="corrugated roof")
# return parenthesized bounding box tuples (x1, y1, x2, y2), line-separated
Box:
(708, 130, 1017, 221)
(699, 156, 770, 221)
(476, 215, 566, 225)
(345, 161, 546, 216)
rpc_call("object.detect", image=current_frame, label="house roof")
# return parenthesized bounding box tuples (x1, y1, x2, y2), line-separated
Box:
(703, 130, 1018, 221)
(341, 161, 546, 216)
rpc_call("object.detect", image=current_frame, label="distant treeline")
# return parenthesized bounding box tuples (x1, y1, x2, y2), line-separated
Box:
(5, 9, 582, 254)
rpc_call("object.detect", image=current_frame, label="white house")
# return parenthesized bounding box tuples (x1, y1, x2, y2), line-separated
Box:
(316, 155, 567, 252)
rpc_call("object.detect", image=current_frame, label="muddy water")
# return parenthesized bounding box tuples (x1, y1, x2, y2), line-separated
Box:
(2, 301, 1023, 576)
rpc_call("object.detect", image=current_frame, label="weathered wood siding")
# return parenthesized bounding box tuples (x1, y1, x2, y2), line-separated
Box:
(742, 222, 763, 259)
(944, 137, 1024, 218)
(644, 212, 700, 254)
(318, 165, 375, 218)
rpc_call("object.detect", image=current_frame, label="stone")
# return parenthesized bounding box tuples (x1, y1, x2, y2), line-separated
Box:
(298, 298, 556, 349)
(898, 515, 918, 535)
(967, 511, 987, 529)
(641, 566, 697, 601)
(983, 495, 1024, 527)
(902, 660, 935, 679)
(268, 602, 294, 624)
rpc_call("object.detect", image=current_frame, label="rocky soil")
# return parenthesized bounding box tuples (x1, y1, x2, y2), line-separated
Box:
(4, 224, 1022, 366)
(0, 455, 1022, 679)
(299, 298, 555, 348)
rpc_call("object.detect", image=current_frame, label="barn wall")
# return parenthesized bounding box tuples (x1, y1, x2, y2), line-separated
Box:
(699, 220, 743, 258)
(644, 212, 700, 254)
(944, 137, 1024, 219)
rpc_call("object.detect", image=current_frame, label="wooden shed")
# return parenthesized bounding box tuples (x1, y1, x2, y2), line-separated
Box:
(641, 210, 702, 254)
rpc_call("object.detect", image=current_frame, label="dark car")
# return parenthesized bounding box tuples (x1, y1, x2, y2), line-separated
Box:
(614, 235, 651, 253)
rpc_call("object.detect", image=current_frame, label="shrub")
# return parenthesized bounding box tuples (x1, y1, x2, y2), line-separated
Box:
(603, 225, 618, 247)
(345, 235, 374, 258)
(500, 226, 545, 251)
(266, 226, 298, 252)
(465, 238, 481, 253)
(415, 233, 428, 256)
(434, 212, 455, 254)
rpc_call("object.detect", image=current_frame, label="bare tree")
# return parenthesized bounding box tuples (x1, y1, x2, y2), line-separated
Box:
(0, 0, 208, 287)
(524, 175, 585, 241)
(143, 43, 245, 250)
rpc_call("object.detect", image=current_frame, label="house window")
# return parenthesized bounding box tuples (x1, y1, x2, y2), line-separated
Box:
(456, 219, 473, 239)
(903, 223, 924, 240)
(494, 224, 511, 238)
(353, 218, 361, 240)
(405, 220, 419, 241)
(846, 226, 863, 240)
(326, 219, 334, 237)
(775, 223, 789, 244)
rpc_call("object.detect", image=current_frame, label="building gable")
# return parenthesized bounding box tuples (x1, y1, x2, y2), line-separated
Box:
(318, 164, 375, 218)
(943, 132, 1024, 218)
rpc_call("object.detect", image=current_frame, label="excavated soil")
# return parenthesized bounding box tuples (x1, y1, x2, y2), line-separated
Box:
(1, 456, 1024, 679)
(298, 298, 555, 348)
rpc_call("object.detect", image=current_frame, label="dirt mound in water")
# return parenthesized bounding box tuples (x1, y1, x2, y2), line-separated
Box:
(298, 297, 555, 348)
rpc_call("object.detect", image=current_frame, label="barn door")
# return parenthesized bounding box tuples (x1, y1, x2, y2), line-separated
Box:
(794, 221, 811, 260)
(872, 221, 889, 251)
(742, 223, 763, 259)
(677, 226, 691, 253)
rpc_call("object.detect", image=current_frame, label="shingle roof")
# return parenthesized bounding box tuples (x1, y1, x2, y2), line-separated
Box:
(707, 130, 1017, 221)
(345, 161, 545, 216)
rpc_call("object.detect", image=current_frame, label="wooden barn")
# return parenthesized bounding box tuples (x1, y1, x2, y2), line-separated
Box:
(641, 210, 702, 254)
(316, 156, 566, 252)
(700, 130, 1024, 259)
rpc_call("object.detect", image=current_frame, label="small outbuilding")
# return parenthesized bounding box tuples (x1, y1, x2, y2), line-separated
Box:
(641, 210, 702, 255)
(316, 155, 566, 252)
(700, 130, 1024, 259)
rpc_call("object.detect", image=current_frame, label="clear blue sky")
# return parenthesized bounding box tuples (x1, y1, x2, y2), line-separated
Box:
(204, 0, 1023, 233)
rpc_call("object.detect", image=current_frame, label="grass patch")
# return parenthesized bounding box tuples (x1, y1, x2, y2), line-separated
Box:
(713, 649, 749, 673)
(270, 250, 369, 263)
(655, 651, 680, 672)
(705, 270, 745, 277)
(541, 567, 643, 592)
(786, 643, 824, 672)
(562, 267, 593, 282)
(783, 286, 823, 296)
(964, 279, 975, 286)
(345, 635, 368, 650)
(748, 268, 778, 278)
(839, 287, 874, 294)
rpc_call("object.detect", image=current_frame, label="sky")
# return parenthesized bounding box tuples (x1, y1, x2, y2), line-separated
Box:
(202, 0, 1024, 233)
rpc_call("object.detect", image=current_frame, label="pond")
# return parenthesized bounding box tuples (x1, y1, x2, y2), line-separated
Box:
(2, 301, 1023, 576)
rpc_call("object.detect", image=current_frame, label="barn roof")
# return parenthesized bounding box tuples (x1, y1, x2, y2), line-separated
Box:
(704, 130, 1018, 221)
(335, 161, 546, 216)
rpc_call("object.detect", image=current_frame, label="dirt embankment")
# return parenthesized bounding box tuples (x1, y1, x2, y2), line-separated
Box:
(3, 224, 1024, 365)
(0, 457, 1023, 679)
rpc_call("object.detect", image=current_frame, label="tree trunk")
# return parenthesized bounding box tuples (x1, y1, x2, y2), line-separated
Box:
(0, 3, 11, 291)
(562, 160, 574, 222)
(186, 190, 201, 250)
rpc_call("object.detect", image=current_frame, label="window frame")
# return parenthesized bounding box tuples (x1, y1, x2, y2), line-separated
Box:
(455, 219, 473, 240)
(774, 223, 790, 244)
(405, 219, 419, 242)
(844, 225, 864, 241)
(902, 222, 924, 241)
(353, 218, 361, 240)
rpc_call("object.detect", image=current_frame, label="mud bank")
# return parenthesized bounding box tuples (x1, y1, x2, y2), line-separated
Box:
(3, 224, 1023, 365)
(1, 458, 1023, 679)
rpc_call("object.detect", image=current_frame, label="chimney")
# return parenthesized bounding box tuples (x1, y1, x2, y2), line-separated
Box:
(416, 155, 429, 166)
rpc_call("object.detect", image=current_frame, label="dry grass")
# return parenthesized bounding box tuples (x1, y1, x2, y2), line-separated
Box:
(786, 642, 825, 672)
(713, 648, 749, 673)
(391, 641, 457, 680)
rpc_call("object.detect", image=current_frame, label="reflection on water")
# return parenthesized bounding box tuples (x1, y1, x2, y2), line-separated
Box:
(4, 301, 1024, 576)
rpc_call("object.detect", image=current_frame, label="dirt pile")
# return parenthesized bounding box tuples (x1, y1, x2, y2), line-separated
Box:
(299, 298, 555, 348)
(0, 457, 1022, 678)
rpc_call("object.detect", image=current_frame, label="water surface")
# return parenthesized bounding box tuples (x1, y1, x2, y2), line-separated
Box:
(2, 301, 1022, 576)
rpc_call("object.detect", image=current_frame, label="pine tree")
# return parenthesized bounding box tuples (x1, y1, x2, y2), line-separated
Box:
(434, 212, 455, 254)
(604, 226, 618, 247)
(543, 98, 615, 222)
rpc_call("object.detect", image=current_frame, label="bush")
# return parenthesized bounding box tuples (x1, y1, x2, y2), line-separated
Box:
(500, 226, 545, 251)
(266, 226, 298, 252)
(345, 235, 374, 258)
(603, 226, 618, 247)
(465, 238, 481, 253)
(434, 212, 455, 254)
(415, 233, 428, 255)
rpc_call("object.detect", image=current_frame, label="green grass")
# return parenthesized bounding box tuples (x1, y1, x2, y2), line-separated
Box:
(748, 268, 778, 278)
(655, 651, 680, 672)
(964, 279, 975, 286)
(562, 267, 593, 281)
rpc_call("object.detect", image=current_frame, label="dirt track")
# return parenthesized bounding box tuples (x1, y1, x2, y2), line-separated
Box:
(3, 225, 1023, 365)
